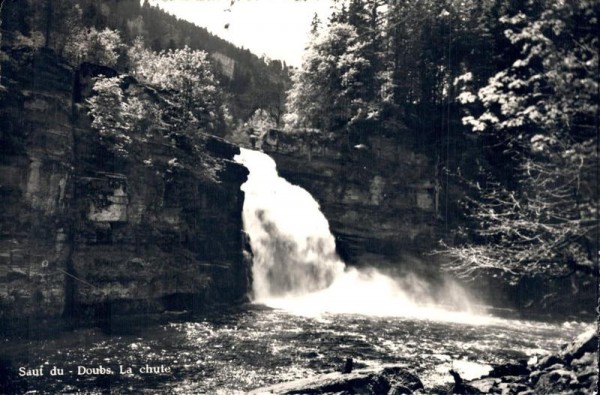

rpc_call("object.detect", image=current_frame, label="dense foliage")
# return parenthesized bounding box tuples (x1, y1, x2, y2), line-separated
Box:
(285, 0, 490, 140)
(285, 0, 598, 281)
(127, 41, 226, 134)
(444, 0, 598, 281)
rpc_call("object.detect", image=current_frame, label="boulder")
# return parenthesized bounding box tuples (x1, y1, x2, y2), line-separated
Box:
(446, 369, 484, 394)
(560, 329, 598, 363)
(380, 366, 424, 391)
(537, 355, 565, 370)
(487, 362, 530, 378)
(249, 371, 389, 394)
(248, 366, 422, 395)
(464, 331, 598, 394)
(571, 352, 595, 368)
(389, 384, 413, 395)
(533, 368, 578, 393)
(469, 377, 500, 393)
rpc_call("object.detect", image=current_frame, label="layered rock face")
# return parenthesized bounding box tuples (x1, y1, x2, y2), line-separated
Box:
(260, 130, 596, 317)
(0, 47, 250, 333)
(261, 130, 440, 274)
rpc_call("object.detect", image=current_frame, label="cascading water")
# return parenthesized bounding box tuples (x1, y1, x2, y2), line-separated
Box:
(235, 148, 345, 299)
(235, 148, 490, 324)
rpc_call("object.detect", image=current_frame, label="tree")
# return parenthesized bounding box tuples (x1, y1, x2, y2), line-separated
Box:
(87, 74, 162, 156)
(284, 3, 384, 133)
(284, 0, 486, 139)
(43, 0, 83, 56)
(127, 42, 224, 135)
(283, 19, 341, 130)
(125, 16, 148, 42)
(442, 0, 599, 282)
(247, 108, 276, 136)
(64, 27, 123, 67)
(86, 76, 131, 156)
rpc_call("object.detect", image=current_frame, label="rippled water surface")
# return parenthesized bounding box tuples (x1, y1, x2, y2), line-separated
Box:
(1, 305, 591, 394)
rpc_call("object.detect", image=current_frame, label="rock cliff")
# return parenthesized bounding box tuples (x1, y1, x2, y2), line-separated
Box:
(261, 129, 441, 275)
(0, 47, 250, 335)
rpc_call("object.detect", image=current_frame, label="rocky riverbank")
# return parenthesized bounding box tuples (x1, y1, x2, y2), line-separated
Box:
(458, 329, 598, 395)
(250, 329, 598, 394)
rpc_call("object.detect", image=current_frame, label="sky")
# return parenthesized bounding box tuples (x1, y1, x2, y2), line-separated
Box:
(151, 0, 334, 66)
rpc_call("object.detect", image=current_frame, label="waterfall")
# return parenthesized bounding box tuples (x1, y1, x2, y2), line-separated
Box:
(235, 148, 487, 324)
(235, 148, 345, 299)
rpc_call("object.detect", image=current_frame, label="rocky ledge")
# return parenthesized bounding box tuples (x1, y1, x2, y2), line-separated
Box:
(250, 330, 598, 395)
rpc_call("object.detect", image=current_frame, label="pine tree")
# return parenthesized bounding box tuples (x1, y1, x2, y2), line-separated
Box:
(284, 0, 388, 135)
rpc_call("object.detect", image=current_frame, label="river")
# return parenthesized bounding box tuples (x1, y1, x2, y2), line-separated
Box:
(1, 307, 591, 393)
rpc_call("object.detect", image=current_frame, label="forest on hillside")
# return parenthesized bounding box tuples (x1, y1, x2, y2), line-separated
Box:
(0, 0, 290, 129)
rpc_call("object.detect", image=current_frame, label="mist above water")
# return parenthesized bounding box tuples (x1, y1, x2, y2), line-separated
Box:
(235, 149, 489, 325)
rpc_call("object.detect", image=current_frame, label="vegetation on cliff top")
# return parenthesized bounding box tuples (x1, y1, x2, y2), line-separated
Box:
(0, 0, 293, 182)
(0, 0, 290, 126)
